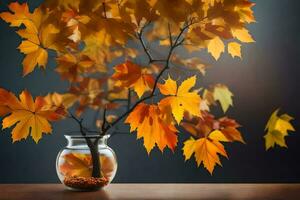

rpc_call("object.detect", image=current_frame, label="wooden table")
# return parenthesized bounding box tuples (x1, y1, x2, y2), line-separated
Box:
(0, 184, 299, 200)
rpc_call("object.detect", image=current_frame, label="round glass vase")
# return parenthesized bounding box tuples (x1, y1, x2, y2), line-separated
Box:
(56, 135, 117, 191)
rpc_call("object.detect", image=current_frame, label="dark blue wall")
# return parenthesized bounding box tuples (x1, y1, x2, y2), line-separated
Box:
(0, 0, 300, 183)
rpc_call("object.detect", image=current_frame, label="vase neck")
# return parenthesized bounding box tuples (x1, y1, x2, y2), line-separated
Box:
(65, 135, 109, 148)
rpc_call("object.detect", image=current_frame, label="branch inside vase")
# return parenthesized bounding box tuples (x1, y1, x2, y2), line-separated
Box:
(70, 114, 102, 178)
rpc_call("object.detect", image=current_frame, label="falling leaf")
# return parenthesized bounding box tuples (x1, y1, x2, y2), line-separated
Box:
(0, 88, 63, 143)
(228, 42, 242, 58)
(125, 103, 178, 154)
(158, 76, 201, 124)
(213, 84, 233, 113)
(264, 109, 295, 150)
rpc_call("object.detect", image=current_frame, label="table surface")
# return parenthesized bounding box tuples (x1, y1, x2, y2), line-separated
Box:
(0, 184, 300, 200)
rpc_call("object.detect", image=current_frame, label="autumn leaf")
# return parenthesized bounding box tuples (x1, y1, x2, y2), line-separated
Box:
(231, 28, 255, 43)
(125, 103, 178, 154)
(183, 133, 228, 175)
(56, 53, 94, 82)
(0, 2, 64, 75)
(152, 0, 192, 23)
(158, 76, 201, 124)
(207, 36, 225, 60)
(68, 78, 110, 116)
(228, 42, 242, 58)
(44, 92, 77, 109)
(182, 112, 244, 174)
(59, 153, 115, 179)
(171, 55, 209, 76)
(0, 2, 32, 27)
(213, 84, 233, 113)
(182, 112, 244, 143)
(218, 117, 245, 144)
(264, 109, 295, 150)
(112, 61, 154, 98)
(60, 153, 93, 178)
(0, 88, 62, 143)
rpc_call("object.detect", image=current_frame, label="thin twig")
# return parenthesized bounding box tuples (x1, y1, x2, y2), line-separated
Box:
(102, 2, 107, 18)
(101, 107, 107, 134)
(168, 23, 173, 46)
(137, 22, 153, 63)
(127, 89, 131, 111)
(92, 108, 101, 128)
(70, 114, 86, 136)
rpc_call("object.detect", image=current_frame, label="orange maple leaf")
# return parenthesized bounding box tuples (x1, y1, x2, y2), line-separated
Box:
(112, 61, 154, 98)
(182, 112, 244, 174)
(60, 153, 93, 178)
(125, 103, 178, 154)
(59, 153, 116, 179)
(0, 2, 32, 27)
(183, 134, 228, 175)
(0, 88, 63, 143)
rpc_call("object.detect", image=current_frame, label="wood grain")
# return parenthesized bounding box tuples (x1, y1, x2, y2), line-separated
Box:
(0, 184, 299, 200)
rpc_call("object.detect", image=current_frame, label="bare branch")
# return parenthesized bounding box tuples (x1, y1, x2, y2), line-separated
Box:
(168, 23, 173, 46)
(101, 107, 107, 134)
(137, 22, 153, 63)
(127, 89, 131, 111)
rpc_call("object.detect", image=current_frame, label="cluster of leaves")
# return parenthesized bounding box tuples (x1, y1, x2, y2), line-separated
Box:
(0, 0, 269, 174)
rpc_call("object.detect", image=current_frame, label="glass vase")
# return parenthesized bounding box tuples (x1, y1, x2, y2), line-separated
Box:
(56, 135, 117, 191)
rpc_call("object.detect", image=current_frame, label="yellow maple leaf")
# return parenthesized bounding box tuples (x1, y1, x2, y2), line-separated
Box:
(207, 36, 225, 60)
(1, 2, 62, 76)
(125, 103, 178, 154)
(158, 76, 201, 124)
(183, 131, 228, 175)
(213, 84, 233, 113)
(228, 42, 242, 58)
(0, 88, 62, 143)
(264, 109, 295, 150)
(231, 28, 255, 43)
